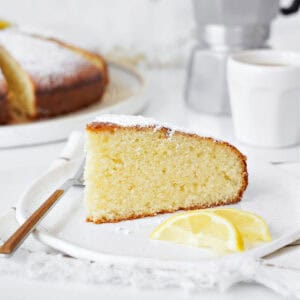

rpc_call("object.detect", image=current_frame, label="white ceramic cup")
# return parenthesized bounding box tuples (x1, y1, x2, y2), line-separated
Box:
(227, 50, 300, 148)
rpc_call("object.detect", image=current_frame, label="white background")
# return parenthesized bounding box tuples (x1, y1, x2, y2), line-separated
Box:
(1, 0, 300, 64)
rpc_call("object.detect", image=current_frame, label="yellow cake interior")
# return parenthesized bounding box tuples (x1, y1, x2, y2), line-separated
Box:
(84, 125, 247, 223)
(0, 45, 35, 120)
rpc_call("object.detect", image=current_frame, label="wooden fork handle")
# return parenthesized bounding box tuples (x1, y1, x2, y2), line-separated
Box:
(0, 189, 65, 256)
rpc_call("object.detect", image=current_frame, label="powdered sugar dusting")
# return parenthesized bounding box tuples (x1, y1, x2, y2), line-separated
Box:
(92, 114, 217, 141)
(94, 114, 163, 128)
(0, 30, 94, 89)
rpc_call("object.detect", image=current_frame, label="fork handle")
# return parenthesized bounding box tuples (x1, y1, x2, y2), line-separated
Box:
(0, 180, 73, 256)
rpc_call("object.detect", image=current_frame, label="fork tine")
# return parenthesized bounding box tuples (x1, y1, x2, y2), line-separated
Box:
(72, 158, 85, 187)
(73, 158, 86, 180)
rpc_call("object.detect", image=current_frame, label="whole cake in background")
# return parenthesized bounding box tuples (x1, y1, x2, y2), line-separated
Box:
(84, 114, 248, 224)
(0, 29, 108, 125)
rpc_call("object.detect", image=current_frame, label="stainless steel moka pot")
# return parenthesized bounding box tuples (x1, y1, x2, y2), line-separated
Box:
(185, 0, 300, 115)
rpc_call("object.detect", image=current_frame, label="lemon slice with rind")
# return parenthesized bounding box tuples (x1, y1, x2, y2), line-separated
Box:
(210, 208, 272, 243)
(150, 211, 244, 252)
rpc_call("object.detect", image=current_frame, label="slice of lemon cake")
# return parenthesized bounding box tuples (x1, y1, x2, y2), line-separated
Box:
(84, 115, 248, 224)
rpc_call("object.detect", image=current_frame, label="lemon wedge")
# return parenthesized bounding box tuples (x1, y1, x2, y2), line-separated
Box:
(0, 20, 11, 30)
(150, 211, 244, 252)
(210, 208, 272, 243)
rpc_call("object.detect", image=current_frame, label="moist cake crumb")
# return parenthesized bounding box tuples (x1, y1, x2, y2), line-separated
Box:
(84, 114, 248, 224)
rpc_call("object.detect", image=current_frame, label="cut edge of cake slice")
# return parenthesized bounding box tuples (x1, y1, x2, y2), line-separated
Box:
(0, 45, 36, 121)
(84, 114, 248, 224)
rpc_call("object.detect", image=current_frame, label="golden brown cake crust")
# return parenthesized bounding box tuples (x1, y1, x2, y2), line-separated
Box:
(86, 198, 244, 224)
(86, 122, 248, 224)
(30, 39, 108, 119)
(0, 98, 9, 124)
(35, 77, 106, 118)
(0, 80, 9, 124)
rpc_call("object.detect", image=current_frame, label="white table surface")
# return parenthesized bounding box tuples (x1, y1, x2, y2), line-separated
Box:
(0, 68, 299, 300)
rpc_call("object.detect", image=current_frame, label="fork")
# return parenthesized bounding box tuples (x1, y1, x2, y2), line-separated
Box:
(0, 159, 85, 257)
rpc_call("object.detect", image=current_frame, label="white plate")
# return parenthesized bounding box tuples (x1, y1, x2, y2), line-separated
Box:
(0, 62, 146, 148)
(16, 156, 300, 267)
